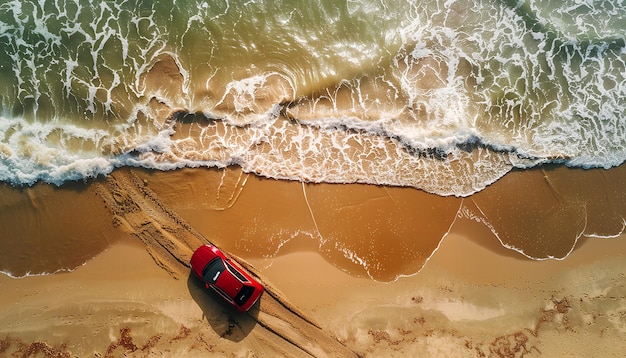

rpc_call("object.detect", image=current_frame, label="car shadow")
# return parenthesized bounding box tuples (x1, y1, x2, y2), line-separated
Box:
(187, 271, 259, 341)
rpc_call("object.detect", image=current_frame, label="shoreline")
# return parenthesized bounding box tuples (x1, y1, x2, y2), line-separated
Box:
(1, 218, 625, 356)
(1, 163, 625, 279)
(1, 164, 625, 356)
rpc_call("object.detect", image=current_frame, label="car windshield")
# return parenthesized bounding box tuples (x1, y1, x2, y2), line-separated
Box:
(202, 258, 225, 284)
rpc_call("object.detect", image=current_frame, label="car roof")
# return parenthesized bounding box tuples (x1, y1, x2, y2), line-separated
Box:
(216, 266, 244, 299)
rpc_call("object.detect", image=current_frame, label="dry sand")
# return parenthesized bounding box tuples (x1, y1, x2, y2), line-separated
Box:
(1, 166, 625, 357)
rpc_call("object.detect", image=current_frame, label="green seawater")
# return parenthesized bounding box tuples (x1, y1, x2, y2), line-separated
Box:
(0, 0, 625, 192)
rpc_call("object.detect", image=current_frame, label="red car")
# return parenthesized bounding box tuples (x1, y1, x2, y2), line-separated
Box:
(190, 245, 264, 312)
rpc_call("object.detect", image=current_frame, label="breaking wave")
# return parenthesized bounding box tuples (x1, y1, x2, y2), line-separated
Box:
(1, 0, 625, 196)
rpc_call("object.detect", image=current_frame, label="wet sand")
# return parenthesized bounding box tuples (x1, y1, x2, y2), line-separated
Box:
(1, 166, 625, 357)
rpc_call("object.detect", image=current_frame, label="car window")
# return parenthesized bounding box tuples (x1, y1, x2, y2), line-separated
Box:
(234, 285, 256, 306)
(211, 285, 235, 304)
(224, 261, 249, 283)
(202, 258, 225, 284)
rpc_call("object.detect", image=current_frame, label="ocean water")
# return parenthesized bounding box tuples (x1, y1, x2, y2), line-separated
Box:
(1, 0, 625, 196)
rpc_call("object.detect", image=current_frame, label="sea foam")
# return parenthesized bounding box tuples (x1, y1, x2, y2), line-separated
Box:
(0, 0, 624, 197)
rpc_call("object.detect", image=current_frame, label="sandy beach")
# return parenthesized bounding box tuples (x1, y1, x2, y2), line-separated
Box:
(1, 166, 626, 357)
(2, 1, 626, 357)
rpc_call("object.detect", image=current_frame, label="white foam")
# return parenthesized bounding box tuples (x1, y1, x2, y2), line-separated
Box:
(0, 0, 625, 197)
(0, 267, 74, 279)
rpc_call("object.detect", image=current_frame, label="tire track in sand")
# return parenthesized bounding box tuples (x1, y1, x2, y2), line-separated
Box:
(94, 168, 358, 357)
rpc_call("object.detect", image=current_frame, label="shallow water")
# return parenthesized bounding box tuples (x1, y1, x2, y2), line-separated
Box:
(1, 1, 626, 278)
(1, 0, 625, 195)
